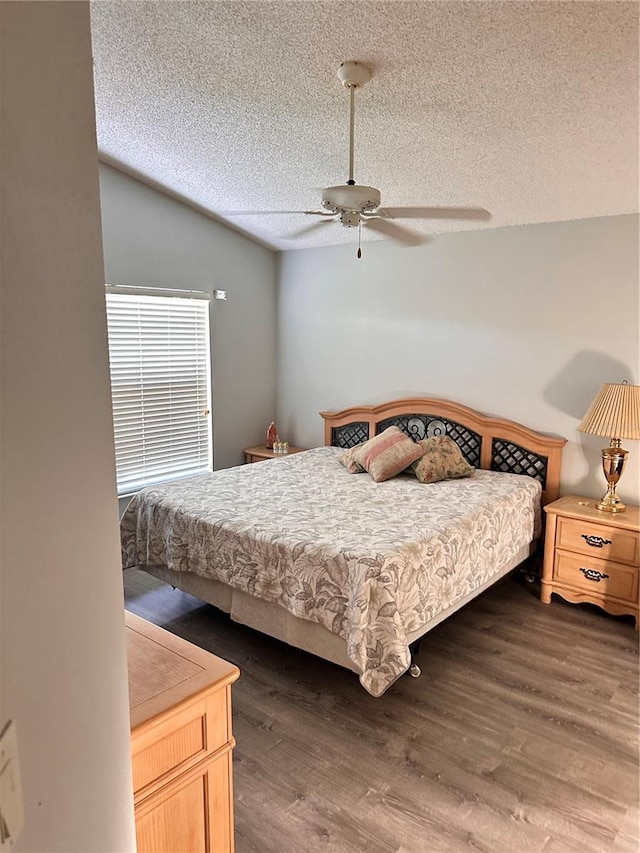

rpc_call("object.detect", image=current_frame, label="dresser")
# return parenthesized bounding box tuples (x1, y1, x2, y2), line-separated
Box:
(243, 445, 304, 463)
(126, 611, 240, 852)
(541, 495, 640, 629)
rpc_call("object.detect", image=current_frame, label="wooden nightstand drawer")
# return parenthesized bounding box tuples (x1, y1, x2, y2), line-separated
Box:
(556, 516, 639, 567)
(553, 550, 638, 602)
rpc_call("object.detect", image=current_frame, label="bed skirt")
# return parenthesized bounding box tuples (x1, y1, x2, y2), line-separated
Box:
(140, 540, 533, 676)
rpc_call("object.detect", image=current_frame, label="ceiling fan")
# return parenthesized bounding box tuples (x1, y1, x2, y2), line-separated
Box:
(224, 61, 491, 257)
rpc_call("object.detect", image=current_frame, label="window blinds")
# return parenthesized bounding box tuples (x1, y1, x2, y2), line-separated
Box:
(105, 289, 212, 495)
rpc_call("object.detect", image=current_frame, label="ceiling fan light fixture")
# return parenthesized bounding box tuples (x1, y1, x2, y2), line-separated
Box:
(341, 211, 361, 228)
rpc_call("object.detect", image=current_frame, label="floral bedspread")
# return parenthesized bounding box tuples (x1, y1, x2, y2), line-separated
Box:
(121, 447, 541, 696)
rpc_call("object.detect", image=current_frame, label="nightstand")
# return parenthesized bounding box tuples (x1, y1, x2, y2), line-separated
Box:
(243, 445, 305, 464)
(541, 495, 639, 629)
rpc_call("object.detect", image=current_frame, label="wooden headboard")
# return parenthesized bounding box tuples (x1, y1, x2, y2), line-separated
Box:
(320, 397, 567, 505)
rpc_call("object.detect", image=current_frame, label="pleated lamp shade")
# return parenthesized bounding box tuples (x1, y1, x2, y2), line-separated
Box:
(578, 383, 640, 440)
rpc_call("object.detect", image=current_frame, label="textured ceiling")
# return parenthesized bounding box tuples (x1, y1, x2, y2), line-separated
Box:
(91, 1, 638, 252)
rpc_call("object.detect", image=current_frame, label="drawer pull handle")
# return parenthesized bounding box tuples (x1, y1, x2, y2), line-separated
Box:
(581, 534, 612, 548)
(579, 567, 609, 583)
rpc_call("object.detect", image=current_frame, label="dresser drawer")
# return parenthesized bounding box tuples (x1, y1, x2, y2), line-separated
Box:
(553, 549, 638, 601)
(132, 688, 229, 797)
(556, 517, 639, 567)
(135, 749, 233, 853)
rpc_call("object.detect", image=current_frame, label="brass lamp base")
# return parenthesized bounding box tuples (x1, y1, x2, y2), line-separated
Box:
(597, 492, 626, 513)
(596, 440, 628, 513)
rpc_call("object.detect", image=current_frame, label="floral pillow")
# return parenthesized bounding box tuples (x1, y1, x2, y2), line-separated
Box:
(353, 426, 425, 483)
(412, 435, 475, 483)
(340, 444, 366, 473)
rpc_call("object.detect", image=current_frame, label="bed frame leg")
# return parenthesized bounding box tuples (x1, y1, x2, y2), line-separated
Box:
(408, 640, 422, 678)
(520, 544, 543, 584)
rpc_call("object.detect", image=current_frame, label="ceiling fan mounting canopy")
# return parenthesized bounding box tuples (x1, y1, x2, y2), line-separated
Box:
(321, 184, 381, 214)
(337, 60, 371, 90)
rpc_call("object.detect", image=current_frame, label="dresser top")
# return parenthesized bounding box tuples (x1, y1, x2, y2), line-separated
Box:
(126, 611, 239, 730)
(544, 495, 640, 531)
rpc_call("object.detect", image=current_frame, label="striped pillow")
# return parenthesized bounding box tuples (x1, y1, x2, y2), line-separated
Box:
(353, 426, 424, 483)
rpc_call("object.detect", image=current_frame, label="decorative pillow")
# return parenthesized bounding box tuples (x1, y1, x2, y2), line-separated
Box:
(340, 444, 366, 473)
(353, 426, 424, 483)
(412, 435, 475, 483)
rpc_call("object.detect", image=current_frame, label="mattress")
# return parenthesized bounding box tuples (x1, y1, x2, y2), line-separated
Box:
(121, 447, 542, 696)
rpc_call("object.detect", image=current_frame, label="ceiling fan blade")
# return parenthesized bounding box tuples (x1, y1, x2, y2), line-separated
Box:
(362, 217, 426, 247)
(284, 218, 338, 240)
(219, 209, 331, 217)
(376, 207, 491, 221)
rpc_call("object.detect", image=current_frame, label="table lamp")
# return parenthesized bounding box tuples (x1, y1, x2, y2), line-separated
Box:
(577, 381, 640, 512)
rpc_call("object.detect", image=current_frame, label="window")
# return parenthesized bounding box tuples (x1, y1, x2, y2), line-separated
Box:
(105, 286, 212, 496)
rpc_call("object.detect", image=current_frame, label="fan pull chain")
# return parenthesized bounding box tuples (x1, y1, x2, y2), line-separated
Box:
(357, 221, 362, 258)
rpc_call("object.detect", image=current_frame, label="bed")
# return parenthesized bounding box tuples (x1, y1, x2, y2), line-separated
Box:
(121, 397, 566, 697)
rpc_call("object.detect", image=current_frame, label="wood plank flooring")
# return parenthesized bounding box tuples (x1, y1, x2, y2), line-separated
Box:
(123, 567, 639, 853)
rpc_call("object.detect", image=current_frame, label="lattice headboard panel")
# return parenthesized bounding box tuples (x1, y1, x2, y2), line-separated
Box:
(331, 421, 369, 448)
(491, 438, 548, 487)
(377, 414, 482, 468)
(320, 397, 566, 504)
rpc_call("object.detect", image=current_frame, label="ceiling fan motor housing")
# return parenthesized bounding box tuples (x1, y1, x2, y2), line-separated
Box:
(321, 184, 381, 214)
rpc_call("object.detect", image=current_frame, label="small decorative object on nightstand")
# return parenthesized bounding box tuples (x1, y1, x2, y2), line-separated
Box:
(541, 495, 639, 629)
(244, 445, 305, 464)
(265, 421, 280, 449)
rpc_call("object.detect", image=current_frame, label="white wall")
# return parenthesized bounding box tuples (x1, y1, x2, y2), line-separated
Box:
(277, 214, 640, 504)
(0, 3, 135, 851)
(99, 165, 278, 474)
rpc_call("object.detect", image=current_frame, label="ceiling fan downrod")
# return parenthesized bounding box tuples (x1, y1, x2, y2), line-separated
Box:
(348, 84, 355, 185)
(337, 61, 371, 187)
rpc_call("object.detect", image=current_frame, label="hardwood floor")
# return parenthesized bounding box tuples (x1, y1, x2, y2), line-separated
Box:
(123, 567, 639, 853)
